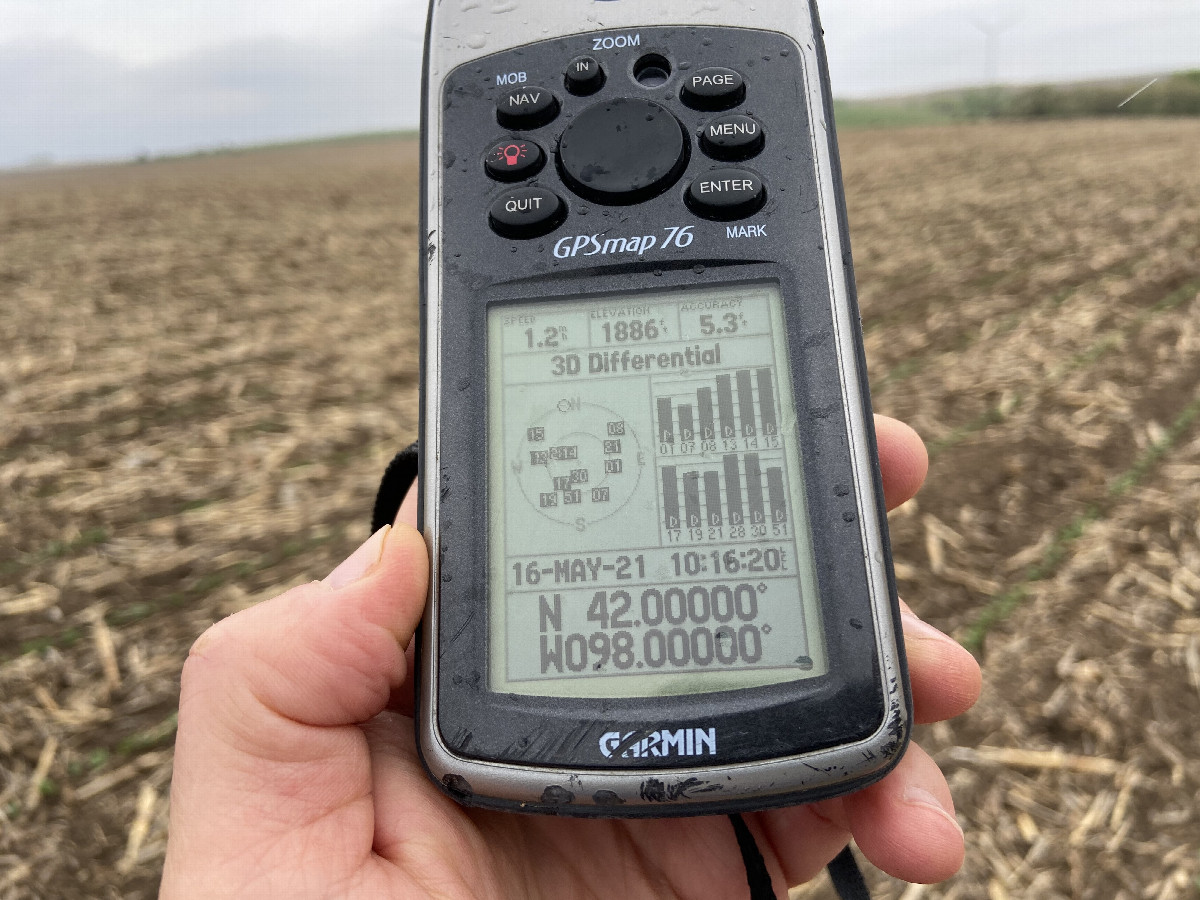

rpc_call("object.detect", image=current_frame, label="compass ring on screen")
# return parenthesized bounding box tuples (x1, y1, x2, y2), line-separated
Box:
(515, 402, 643, 526)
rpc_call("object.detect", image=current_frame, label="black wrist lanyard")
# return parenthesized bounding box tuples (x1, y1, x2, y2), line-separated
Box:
(373, 442, 872, 900)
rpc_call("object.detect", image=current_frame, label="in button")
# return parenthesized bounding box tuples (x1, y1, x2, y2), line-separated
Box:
(685, 169, 766, 220)
(565, 55, 605, 95)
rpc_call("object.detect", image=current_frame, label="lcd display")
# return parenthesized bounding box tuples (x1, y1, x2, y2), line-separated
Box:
(487, 282, 827, 697)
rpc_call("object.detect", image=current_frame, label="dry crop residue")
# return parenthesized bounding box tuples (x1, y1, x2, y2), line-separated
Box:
(1, 140, 420, 897)
(1, 121, 1198, 899)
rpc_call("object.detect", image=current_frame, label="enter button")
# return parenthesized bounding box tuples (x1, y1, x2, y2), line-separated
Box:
(685, 169, 766, 220)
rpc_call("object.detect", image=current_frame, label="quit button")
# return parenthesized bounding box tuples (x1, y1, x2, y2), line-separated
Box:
(685, 169, 766, 220)
(488, 187, 566, 239)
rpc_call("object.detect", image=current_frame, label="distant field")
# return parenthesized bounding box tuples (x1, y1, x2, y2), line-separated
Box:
(2, 120, 1199, 899)
(835, 70, 1200, 128)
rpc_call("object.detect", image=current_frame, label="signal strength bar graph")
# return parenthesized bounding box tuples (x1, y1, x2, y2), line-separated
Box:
(655, 367, 778, 443)
(661, 453, 788, 530)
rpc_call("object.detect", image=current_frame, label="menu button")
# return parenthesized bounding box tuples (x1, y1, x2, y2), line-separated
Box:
(701, 114, 765, 161)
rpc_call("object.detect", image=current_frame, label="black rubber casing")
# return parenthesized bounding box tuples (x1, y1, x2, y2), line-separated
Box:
(416, 14, 910, 816)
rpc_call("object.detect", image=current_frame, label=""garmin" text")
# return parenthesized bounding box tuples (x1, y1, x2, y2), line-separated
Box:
(599, 728, 716, 758)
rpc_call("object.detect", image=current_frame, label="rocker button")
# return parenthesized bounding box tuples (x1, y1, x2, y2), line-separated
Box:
(558, 98, 689, 205)
(484, 139, 545, 181)
(680, 67, 746, 111)
(685, 169, 766, 220)
(488, 187, 566, 239)
(496, 86, 560, 129)
(700, 114, 764, 161)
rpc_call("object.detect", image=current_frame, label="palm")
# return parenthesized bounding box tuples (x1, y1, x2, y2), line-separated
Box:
(362, 710, 785, 899)
(199, 708, 778, 899)
(380, 795, 762, 899)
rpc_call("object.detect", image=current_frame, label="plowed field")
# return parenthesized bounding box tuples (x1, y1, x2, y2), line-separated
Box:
(2, 120, 1198, 899)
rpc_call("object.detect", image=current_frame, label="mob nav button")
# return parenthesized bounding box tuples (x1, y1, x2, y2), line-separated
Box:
(488, 187, 567, 239)
(496, 86, 560, 129)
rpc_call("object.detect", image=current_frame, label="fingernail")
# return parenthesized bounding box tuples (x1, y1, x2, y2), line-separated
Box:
(901, 610, 956, 645)
(903, 785, 964, 837)
(324, 526, 391, 589)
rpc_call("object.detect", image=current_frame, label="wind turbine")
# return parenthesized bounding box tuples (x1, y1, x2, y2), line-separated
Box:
(968, 8, 1023, 85)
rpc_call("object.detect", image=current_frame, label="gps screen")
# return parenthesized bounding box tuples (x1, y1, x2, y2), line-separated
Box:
(487, 282, 828, 697)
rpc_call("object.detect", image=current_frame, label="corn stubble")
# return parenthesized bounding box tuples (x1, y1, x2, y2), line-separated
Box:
(2, 121, 1198, 899)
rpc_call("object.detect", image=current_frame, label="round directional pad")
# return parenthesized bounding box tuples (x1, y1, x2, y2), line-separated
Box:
(557, 98, 689, 205)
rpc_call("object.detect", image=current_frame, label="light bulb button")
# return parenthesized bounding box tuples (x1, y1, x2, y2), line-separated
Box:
(484, 139, 546, 182)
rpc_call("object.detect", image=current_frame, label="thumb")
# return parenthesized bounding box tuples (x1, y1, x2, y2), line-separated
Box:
(180, 523, 429, 750)
(163, 526, 429, 894)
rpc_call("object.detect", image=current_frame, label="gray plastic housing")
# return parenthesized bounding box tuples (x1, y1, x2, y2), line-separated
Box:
(416, 0, 910, 817)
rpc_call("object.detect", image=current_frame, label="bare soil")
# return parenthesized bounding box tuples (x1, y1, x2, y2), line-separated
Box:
(1, 120, 1198, 899)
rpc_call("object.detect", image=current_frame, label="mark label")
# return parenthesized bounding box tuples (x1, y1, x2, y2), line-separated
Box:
(727, 224, 767, 239)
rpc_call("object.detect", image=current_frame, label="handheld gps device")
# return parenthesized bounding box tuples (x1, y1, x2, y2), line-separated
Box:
(416, 0, 910, 816)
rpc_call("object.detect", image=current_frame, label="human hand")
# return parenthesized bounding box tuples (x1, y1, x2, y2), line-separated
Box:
(160, 415, 980, 898)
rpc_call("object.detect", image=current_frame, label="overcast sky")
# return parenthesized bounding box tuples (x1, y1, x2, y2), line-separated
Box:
(1, 0, 1197, 169)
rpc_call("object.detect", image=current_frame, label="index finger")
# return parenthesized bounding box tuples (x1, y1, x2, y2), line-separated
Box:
(874, 414, 927, 511)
